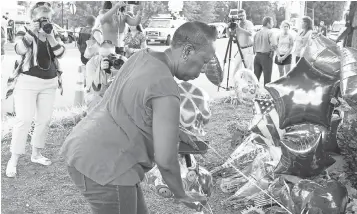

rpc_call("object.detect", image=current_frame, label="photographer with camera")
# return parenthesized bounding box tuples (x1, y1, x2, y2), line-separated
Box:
(231, 9, 255, 77)
(5, 2, 65, 178)
(85, 40, 127, 111)
(99, 1, 142, 56)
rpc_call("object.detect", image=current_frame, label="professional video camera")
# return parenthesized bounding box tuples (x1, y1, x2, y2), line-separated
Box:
(103, 54, 126, 74)
(35, 17, 53, 34)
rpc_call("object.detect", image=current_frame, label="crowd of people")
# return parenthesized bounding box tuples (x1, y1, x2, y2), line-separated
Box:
(1, 2, 343, 214)
(4, 1, 216, 213)
(231, 9, 321, 86)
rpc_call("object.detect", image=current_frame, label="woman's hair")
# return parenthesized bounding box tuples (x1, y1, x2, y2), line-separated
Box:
(171, 21, 217, 51)
(280, 20, 290, 29)
(103, 1, 112, 10)
(302, 16, 313, 31)
(29, 3, 54, 20)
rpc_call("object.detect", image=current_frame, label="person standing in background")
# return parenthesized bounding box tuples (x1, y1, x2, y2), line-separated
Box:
(318, 20, 327, 36)
(253, 16, 275, 85)
(293, 16, 313, 63)
(231, 9, 255, 77)
(123, 24, 147, 58)
(99, 1, 142, 55)
(77, 16, 96, 65)
(275, 20, 294, 77)
(5, 2, 66, 178)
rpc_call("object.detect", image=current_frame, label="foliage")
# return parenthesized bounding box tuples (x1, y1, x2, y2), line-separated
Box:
(183, 1, 216, 23)
(308, 1, 347, 26)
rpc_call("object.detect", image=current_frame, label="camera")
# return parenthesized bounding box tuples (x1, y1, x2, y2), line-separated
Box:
(36, 17, 53, 34)
(126, 1, 140, 5)
(103, 54, 125, 74)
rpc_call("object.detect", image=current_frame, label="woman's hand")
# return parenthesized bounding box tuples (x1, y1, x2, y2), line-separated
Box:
(30, 21, 40, 33)
(101, 59, 109, 70)
(174, 192, 207, 212)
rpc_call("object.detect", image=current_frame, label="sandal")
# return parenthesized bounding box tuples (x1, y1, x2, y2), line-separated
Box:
(6, 161, 17, 178)
(31, 155, 52, 166)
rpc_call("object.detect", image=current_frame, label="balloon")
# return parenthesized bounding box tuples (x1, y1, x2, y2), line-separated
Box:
(202, 53, 224, 87)
(304, 180, 349, 214)
(265, 58, 339, 129)
(340, 47, 357, 111)
(303, 34, 341, 81)
(178, 82, 211, 136)
(249, 98, 285, 147)
(144, 154, 213, 198)
(291, 179, 322, 212)
(233, 68, 260, 105)
(274, 124, 335, 178)
(323, 112, 342, 154)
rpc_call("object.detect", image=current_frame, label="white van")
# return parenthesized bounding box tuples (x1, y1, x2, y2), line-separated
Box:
(145, 15, 187, 46)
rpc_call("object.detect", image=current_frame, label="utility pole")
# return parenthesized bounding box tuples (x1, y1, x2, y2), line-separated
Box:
(61, 1, 64, 28)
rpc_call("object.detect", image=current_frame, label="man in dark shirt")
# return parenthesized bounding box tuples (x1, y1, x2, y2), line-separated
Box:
(77, 16, 96, 65)
(319, 21, 327, 36)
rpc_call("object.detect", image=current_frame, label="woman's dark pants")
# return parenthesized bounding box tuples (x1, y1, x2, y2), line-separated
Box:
(67, 166, 149, 214)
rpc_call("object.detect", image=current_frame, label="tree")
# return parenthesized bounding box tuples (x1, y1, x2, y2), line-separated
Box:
(350, 1, 357, 48)
(308, 1, 347, 26)
(138, 1, 168, 27)
(242, 1, 277, 26)
(182, 1, 216, 23)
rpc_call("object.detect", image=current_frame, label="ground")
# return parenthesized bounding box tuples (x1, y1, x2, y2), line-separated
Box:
(2, 99, 357, 214)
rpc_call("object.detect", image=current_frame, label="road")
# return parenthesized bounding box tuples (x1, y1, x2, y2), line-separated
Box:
(1, 38, 283, 109)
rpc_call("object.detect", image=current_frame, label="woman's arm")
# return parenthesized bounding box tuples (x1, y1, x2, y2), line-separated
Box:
(14, 32, 32, 55)
(275, 35, 281, 56)
(152, 95, 186, 199)
(47, 30, 65, 58)
(100, 3, 124, 24)
(140, 33, 147, 49)
(125, 11, 142, 26)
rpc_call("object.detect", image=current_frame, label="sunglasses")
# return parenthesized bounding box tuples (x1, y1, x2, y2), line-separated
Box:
(35, 2, 52, 9)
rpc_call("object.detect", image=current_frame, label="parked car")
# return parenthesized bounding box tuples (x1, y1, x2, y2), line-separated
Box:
(208, 22, 228, 39)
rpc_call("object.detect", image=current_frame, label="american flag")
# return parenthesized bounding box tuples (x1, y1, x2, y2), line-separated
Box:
(249, 99, 285, 147)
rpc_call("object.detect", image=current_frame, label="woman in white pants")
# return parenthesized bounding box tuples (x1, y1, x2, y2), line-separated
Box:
(5, 2, 65, 177)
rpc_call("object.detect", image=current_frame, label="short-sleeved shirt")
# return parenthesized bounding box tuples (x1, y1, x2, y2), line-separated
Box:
(253, 26, 275, 53)
(277, 33, 294, 55)
(293, 30, 312, 57)
(124, 32, 146, 49)
(60, 48, 180, 186)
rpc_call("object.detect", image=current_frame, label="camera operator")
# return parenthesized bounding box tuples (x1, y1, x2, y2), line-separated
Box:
(99, 1, 142, 56)
(231, 9, 255, 77)
(85, 40, 127, 111)
(5, 2, 65, 178)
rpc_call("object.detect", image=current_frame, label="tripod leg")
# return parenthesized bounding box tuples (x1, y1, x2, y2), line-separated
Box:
(235, 35, 247, 69)
(227, 39, 233, 90)
(222, 36, 233, 91)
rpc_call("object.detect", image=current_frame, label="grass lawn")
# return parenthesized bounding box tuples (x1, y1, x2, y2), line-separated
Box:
(1, 101, 357, 214)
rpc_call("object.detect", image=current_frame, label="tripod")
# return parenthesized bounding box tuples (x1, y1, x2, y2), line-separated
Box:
(219, 30, 247, 91)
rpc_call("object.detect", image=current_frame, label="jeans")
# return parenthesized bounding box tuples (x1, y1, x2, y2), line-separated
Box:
(10, 74, 57, 154)
(67, 166, 149, 214)
(254, 52, 273, 85)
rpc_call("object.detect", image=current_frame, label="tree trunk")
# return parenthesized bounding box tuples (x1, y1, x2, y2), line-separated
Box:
(350, 1, 357, 48)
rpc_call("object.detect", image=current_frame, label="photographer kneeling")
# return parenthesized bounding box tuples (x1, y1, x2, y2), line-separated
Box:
(5, 2, 65, 178)
(85, 40, 127, 111)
